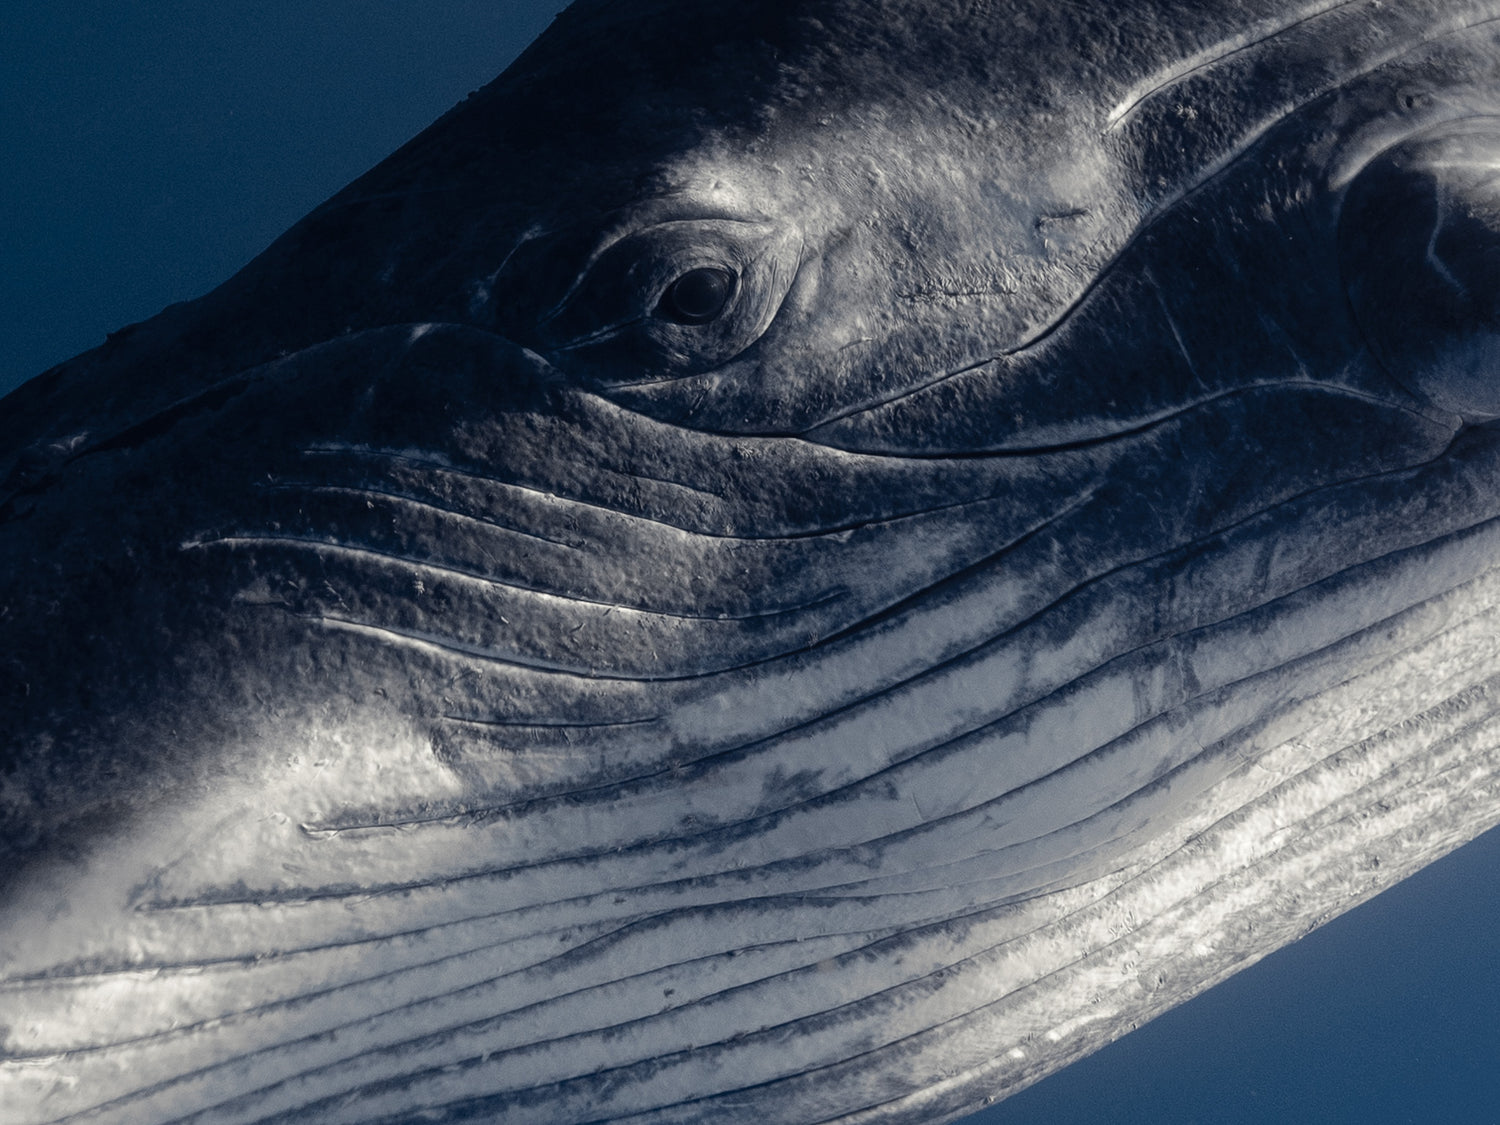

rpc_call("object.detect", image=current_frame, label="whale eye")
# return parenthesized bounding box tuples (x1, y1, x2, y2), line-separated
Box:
(658, 267, 736, 324)
(516, 216, 801, 385)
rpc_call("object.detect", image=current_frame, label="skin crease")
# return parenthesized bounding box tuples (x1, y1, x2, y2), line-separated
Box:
(5, 5, 1500, 1124)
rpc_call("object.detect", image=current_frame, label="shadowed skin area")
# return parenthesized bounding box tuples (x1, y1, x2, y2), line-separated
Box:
(5, 1, 1500, 1122)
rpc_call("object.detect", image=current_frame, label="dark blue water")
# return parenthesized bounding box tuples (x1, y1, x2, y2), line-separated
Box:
(1, 0, 566, 395)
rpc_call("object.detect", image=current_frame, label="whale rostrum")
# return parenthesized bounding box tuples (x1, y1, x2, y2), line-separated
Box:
(5, 2, 1500, 1122)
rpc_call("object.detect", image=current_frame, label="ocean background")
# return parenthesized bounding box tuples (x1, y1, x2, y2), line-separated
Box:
(4, 3, 1499, 1121)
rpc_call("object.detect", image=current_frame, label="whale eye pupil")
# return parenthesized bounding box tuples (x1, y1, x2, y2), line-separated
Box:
(658, 267, 735, 325)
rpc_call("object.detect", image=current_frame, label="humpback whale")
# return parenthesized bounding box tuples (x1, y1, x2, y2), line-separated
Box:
(5, 2, 1500, 1123)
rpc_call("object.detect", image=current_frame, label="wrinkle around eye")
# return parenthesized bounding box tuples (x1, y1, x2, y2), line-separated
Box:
(534, 223, 802, 382)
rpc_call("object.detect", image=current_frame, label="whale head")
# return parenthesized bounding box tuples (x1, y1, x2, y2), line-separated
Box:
(6, 2, 1500, 1122)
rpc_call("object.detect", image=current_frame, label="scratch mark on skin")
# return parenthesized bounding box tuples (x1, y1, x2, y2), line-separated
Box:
(1426, 194, 1469, 298)
(796, 356, 1001, 433)
(615, 469, 721, 500)
(1035, 209, 1092, 228)
(1143, 264, 1200, 382)
(438, 715, 662, 731)
(895, 284, 1019, 304)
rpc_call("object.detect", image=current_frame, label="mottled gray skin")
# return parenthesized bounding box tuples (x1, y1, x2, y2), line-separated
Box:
(5, 2, 1500, 1123)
